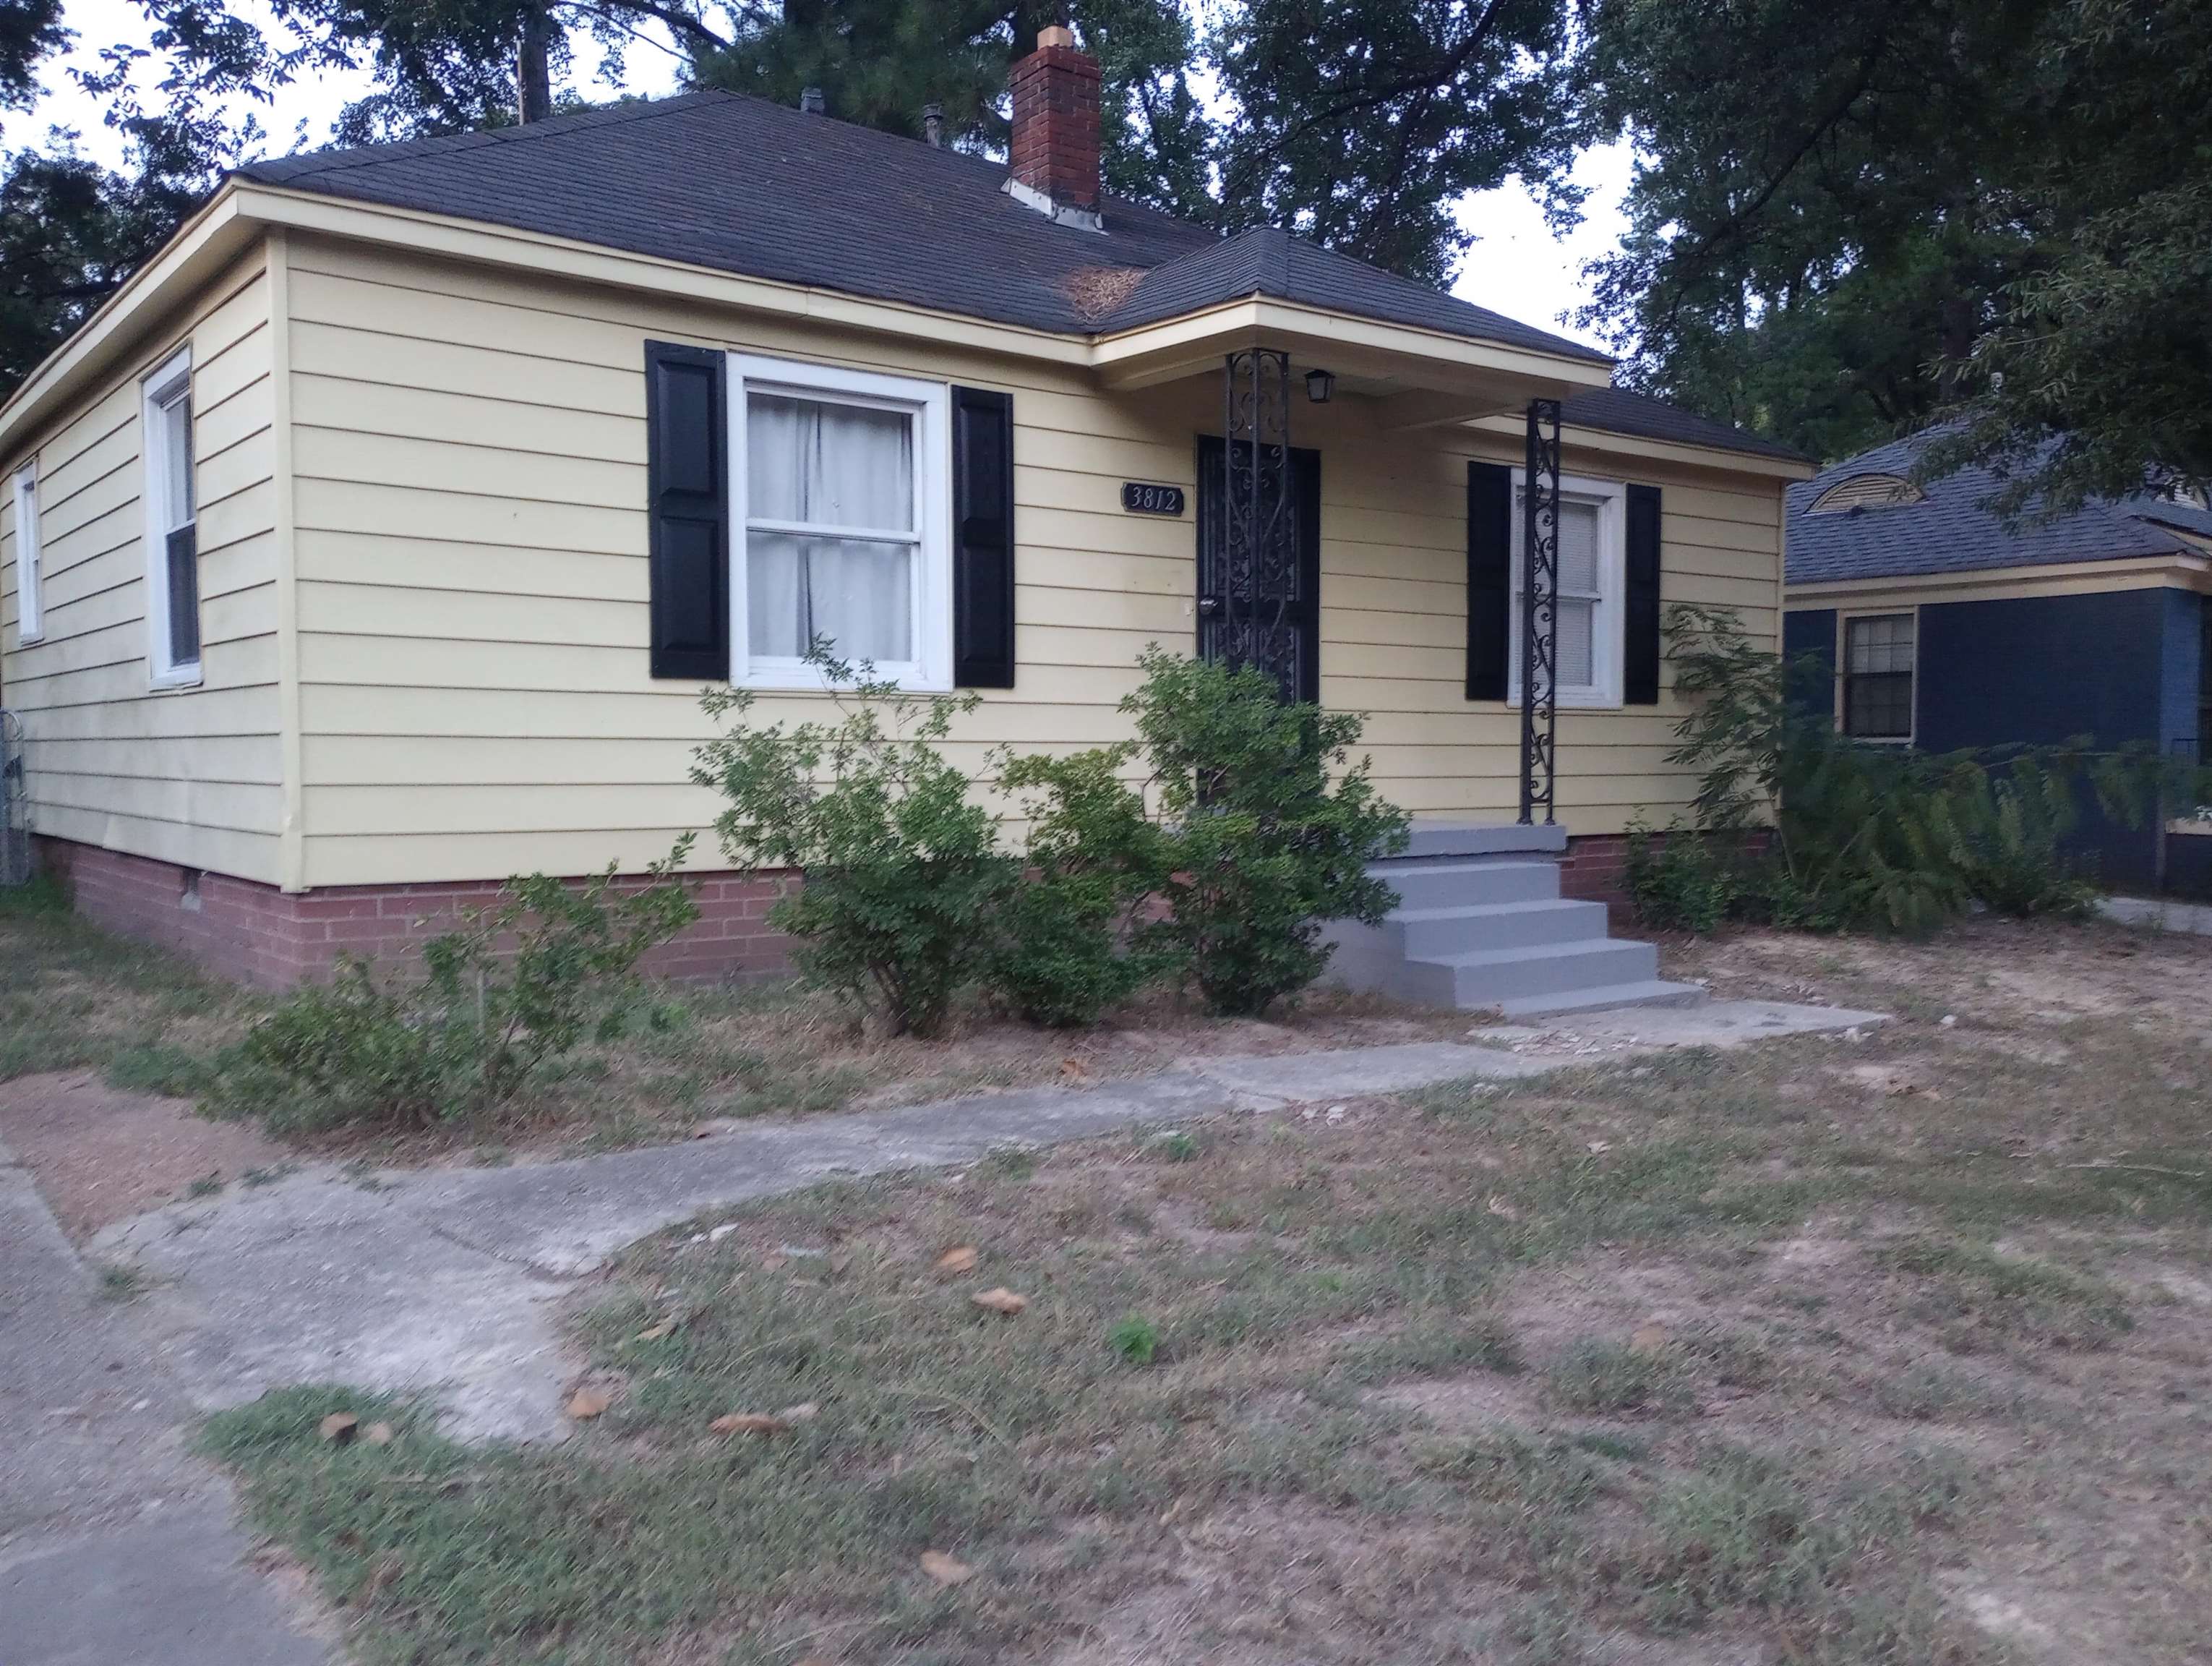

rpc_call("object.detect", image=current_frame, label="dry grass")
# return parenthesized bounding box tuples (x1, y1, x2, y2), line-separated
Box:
(0, 879, 1470, 1167)
(206, 915, 2212, 1665)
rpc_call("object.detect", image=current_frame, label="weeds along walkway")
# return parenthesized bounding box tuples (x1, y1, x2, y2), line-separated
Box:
(90, 1001, 1882, 1443)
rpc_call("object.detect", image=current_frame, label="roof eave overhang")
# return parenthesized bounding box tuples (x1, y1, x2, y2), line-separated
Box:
(1464, 411, 1817, 479)
(1787, 550, 2212, 600)
(0, 184, 257, 464)
(1089, 295, 1613, 418)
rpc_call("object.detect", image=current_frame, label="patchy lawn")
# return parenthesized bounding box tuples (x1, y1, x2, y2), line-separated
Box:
(0, 880, 1469, 1194)
(205, 915, 2212, 1665)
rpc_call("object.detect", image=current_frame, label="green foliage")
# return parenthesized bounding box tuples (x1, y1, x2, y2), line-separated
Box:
(1123, 646, 1409, 1017)
(208, 843, 697, 1133)
(987, 744, 1166, 1028)
(693, 652, 1016, 1039)
(106, 1041, 219, 1098)
(1107, 1312, 1161, 1364)
(1584, 0, 2212, 504)
(1662, 605, 2201, 936)
(1621, 819, 1739, 936)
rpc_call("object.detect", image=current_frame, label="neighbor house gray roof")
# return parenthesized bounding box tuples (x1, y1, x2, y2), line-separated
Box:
(1787, 431, 2211, 586)
(237, 88, 1792, 461)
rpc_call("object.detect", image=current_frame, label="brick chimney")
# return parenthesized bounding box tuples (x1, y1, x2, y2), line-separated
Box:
(1008, 25, 1102, 228)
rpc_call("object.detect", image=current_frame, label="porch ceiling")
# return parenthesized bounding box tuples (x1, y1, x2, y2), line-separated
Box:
(1087, 294, 1612, 429)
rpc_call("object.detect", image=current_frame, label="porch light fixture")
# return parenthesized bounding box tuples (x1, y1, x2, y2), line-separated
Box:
(1304, 367, 1335, 403)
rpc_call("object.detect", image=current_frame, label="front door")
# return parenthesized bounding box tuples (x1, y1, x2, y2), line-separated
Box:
(1196, 435, 1321, 702)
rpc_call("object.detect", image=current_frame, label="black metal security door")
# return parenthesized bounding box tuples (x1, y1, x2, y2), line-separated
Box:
(1196, 433, 1321, 703)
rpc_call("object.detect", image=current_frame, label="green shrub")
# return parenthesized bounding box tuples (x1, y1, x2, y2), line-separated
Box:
(207, 843, 697, 1134)
(1123, 647, 1408, 1016)
(1622, 818, 1738, 934)
(987, 745, 1167, 1027)
(1663, 604, 2203, 935)
(693, 653, 1015, 1038)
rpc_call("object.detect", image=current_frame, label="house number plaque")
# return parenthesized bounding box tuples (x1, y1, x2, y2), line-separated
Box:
(1120, 482, 1186, 517)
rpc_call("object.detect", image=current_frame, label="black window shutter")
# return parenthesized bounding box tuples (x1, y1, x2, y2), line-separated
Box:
(1624, 482, 1663, 705)
(1465, 460, 1512, 701)
(952, 385, 1016, 688)
(643, 340, 729, 680)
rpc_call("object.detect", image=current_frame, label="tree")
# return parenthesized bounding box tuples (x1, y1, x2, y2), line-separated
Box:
(1581, 0, 2212, 506)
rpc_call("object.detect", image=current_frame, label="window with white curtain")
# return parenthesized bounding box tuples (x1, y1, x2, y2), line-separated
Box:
(1509, 471, 1626, 706)
(729, 355, 948, 688)
(12, 464, 41, 645)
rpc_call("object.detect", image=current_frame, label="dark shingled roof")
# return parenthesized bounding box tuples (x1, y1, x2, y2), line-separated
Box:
(1559, 387, 1809, 463)
(1094, 225, 1608, 362)
(1787, 430, 2209, 585)
(235, 89, 1790, 461)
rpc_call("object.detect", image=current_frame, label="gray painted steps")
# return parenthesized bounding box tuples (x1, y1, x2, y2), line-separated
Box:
(1322, 822, 1704, 1020)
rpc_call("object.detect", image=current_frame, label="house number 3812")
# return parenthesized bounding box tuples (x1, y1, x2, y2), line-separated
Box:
(1120, 482, 1186, 517)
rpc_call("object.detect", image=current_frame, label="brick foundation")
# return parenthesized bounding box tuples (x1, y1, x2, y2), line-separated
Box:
(35, 836, 795, 991)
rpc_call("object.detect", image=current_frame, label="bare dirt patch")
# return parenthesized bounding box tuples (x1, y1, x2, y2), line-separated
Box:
(0, 1070, 292, 1238)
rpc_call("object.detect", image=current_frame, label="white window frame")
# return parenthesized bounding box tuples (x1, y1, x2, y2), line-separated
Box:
(1836, 607, 1918, 745)
(142, 348, 200, 689)
(12, 463, 41, 645)
(726, 354, 951, 691)
(1508, 469, 1626, 709)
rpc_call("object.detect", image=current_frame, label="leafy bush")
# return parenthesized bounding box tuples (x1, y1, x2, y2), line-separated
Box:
(208, 843, 697, 1133)
(1622, 819, 1739, 934)
(1664, 604, 2198, 934)
(1123, 647, 1408, 1016)
(987, 744, 1167, 1027)
(693, 654, 1015, 1038)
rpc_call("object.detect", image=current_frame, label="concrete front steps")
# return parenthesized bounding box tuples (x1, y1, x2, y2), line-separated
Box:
(1321, 822, 1705, 1020)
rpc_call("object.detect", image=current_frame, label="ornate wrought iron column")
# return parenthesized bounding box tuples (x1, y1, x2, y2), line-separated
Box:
(1519, 397, 1563, 824)
(1209, 347, 1297, 697)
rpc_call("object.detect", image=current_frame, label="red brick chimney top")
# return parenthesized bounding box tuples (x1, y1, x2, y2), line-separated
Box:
(1008, 25, 1102, 223)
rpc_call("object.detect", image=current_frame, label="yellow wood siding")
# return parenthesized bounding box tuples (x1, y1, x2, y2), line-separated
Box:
(281, 234, 1783, 887)
(0, 251, 283, 880)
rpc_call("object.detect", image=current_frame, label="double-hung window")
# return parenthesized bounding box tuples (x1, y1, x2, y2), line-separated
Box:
(729, 356, 949, 689)
(1840, 612, 1915, 740)
(143, 349, 200, 686)
(1510, 471, 1626, 707)
(12, 464, 40, 645)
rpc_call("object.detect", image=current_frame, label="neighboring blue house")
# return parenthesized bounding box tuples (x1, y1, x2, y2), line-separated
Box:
(1783, 434, 2212, 897)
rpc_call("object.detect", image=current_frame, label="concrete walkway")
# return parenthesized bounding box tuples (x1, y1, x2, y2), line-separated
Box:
(90, 999, 1881, 1445)
(0, 1137, 331, 1665)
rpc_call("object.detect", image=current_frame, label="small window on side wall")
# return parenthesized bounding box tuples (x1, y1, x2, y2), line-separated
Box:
(143, 349, 199, 687)
(1842, 612, 1914, 740)
(12, 464, 41, 645)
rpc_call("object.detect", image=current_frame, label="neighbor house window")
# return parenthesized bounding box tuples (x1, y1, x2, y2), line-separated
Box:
(142, 349, 199, 686)
(1511, 472, 1626, 706)
(12, 464, 40, 645)
(1841, 612, 1915, 740)
(730, 355, 948, 689)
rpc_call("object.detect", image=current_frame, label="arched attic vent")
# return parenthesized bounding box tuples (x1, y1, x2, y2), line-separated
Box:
(1806, 473, 1927, 514)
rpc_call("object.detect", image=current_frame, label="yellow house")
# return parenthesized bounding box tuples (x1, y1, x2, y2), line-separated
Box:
(0, 31, 1810, 1009)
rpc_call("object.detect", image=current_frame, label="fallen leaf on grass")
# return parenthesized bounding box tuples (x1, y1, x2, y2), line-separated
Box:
(566, 1388, 612, 1421)
(710, 1411, 790, 1436)
(1629, 1321, 1670, 1353)
(319, 1412, 358, 1445)
(934, 1244, 980, 1277)
(1585, 1140, 1612, 1155)
(1060, 1056, 1092, 1082)
(919, 1550, 974, 1586)
(779, 1401, 820, 1424)
(633, 1319, 678, 1342)
(363, 1421, 395, 1446)
(1485, 1195, 1519, 1221)
(971, 1287, 1028, 1316)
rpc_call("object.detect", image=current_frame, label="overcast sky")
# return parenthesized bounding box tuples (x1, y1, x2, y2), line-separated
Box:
(3, 0, 1629, 351)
